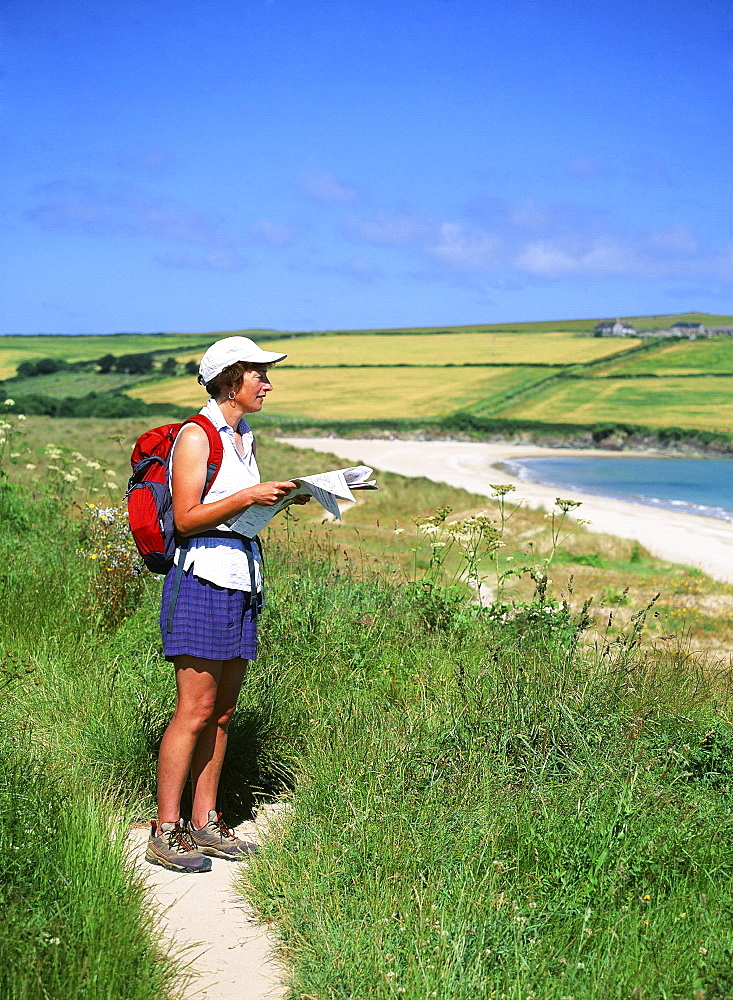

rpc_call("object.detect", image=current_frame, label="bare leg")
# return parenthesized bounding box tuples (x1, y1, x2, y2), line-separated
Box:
(190, 656, 248, 829)
(156, 655, 223, 825)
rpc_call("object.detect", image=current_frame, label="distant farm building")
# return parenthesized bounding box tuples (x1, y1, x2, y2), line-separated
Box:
(640, 321, 710, 340)
(594, 320, 638, 337)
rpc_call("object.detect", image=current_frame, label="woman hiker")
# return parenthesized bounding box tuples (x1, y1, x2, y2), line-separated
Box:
(146, 336, 309, 873)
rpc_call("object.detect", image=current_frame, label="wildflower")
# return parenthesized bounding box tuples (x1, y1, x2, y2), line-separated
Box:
(0, 421, 11, 430)
(10, 452, 20, 458)
(25, 463, 36, 470)
(86, 460, 101, 469)
(63, 473, 78, 483)
(3, 398, 14, 406)
(490, 484, 516, 496)
(699, 946, 708, 955)
(17, 413, 26, 420)
(0, 437, 6, 446)
(555, 498, 582, 513)
(105, 482, 118, 491)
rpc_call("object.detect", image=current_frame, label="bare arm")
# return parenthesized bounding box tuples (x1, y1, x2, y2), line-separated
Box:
(171, 424, 298, 536)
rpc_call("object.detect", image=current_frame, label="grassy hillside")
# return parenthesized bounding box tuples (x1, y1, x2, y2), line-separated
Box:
(6, 416, 733, 996)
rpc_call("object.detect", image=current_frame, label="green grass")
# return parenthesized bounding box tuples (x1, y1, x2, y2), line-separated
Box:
(497, 375, 733, 432)
(0, 333, 220, 379)
(6, 421, 733, 996)
(0, 482, 186, 999)
(596, 338, 733, 377)
(2, 368, 152, 399)
(236, 526, 733, 999)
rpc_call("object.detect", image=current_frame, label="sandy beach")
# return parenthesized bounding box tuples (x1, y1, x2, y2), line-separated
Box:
(282, 438, 733, 585)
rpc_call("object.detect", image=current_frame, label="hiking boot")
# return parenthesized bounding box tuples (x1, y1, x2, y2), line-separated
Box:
(189, 811, 258, 860)
(145, 820, 212, 873)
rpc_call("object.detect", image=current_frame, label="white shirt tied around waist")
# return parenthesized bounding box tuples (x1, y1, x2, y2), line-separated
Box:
(169, 397, 262, 592)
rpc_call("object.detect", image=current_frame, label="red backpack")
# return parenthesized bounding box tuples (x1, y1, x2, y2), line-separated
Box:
(126, 415, 224, 574)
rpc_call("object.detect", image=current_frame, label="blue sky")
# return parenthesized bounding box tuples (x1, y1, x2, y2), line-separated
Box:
(3, 0, 733, 334)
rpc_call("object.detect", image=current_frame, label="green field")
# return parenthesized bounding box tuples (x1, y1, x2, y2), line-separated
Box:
(0, 333, 220, 379)
(596, 338, 733, 377)
(497, 375, 733, 431)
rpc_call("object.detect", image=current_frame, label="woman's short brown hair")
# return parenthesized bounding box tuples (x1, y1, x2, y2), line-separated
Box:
(199, 361, 264, 397)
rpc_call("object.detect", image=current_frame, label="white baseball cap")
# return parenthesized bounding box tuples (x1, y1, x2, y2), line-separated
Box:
(198, 336, 287, 384)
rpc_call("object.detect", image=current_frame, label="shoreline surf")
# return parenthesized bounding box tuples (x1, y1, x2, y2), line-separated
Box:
(280, 437, 733, 585)
(502, 455, 733, 524)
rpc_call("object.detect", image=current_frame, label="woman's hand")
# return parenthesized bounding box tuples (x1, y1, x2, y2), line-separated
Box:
(242, 481, 299, 506)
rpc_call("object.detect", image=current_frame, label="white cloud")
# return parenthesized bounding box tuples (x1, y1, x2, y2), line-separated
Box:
(344, 212, 432, 246)
(427, 223, 501, 271)
(154, 251, 247, 272)
(29, 184, 241, 249)
(514, 239, 633, 277)
(249, 219, 298, 248)
(300, 172, 358, 204)
(648, 225, 699, 254)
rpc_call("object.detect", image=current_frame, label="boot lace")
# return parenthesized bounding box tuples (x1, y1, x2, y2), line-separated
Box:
(165, 823, 197, 854)
(212, 812, 237, 841)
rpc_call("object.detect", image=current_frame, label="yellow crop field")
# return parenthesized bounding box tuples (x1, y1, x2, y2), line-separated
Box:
(498, 376, 733, 431)
(130, 365, 558, 419)
(186, 331, 640, 368)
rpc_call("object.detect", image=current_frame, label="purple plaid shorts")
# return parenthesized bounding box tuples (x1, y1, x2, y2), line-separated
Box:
(160, 567, 259, 661)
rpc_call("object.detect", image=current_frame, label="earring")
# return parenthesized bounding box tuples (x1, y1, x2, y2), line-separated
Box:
(228, 391, 236, 400)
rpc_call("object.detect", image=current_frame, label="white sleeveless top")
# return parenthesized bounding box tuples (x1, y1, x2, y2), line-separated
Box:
(170, 398, 262, 592)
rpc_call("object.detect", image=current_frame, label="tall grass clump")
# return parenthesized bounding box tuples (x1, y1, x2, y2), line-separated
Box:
(0, 728, 183, 1000)
(0, 414, 188, 999)
(241, 511, 733, 999)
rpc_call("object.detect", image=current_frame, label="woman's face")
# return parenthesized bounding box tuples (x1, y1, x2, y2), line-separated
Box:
(233, 366, 273, 413)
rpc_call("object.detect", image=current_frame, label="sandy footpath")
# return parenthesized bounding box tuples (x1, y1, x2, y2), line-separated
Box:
(128, 814, 285, 1000)
(282, 437, 733, 585)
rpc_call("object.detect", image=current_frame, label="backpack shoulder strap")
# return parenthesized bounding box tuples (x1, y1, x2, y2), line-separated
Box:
(180, 413, 224, 497)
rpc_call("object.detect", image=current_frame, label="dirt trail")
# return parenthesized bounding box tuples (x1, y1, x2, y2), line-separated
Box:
(128, 812, 285, 1000)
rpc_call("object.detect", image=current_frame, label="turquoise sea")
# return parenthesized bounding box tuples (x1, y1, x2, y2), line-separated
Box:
(505, 456, 733, 523)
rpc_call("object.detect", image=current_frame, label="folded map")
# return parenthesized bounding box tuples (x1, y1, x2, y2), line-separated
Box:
(228, 466, 376, 538)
